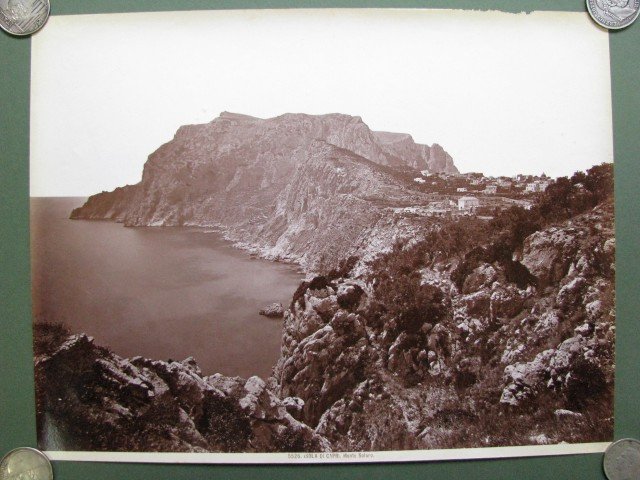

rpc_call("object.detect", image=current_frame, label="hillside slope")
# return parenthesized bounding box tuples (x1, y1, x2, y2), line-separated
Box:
(271, 197, 614, 450)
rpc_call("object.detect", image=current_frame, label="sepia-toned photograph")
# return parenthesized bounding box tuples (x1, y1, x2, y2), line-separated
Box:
(29, 8, 615, 461)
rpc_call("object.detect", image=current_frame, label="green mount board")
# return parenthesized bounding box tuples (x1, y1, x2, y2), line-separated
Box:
(1, 1, 638, 478)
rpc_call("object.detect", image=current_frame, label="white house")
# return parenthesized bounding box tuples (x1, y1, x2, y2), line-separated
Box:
(458, 196, 480, 211)
(456, 187, 468, 193)
(414, 177, 426, 184)
(525, 181, 550, 193)
(483, 185, 498, 194)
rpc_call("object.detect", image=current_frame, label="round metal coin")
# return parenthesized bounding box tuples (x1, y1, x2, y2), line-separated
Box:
(0, 0, 50, 36)
(603, 438, 640, 480)
(0, 448, 53, 480)
(587, 0, 640, 29)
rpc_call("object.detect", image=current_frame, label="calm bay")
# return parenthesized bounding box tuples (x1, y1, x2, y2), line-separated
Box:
(30, 197, 302, 378)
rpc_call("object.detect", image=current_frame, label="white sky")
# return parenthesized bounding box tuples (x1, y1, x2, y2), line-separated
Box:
(30, 9, 613, 197)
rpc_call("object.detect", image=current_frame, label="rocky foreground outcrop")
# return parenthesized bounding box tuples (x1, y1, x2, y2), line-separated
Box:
(34, 326, 329, 452)
(70, 112, 456, 269)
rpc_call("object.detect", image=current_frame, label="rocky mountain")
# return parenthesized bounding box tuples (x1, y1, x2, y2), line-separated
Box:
(70, 112, 457, 269)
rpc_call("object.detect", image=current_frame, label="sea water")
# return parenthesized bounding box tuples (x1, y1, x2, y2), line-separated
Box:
(30, 197, 302, 378)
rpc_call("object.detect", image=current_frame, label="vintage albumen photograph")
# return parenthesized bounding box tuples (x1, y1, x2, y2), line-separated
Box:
(30, 9, 615, 460)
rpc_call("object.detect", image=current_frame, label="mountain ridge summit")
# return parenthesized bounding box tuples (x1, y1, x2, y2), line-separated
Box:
(206, 111, 458, 173)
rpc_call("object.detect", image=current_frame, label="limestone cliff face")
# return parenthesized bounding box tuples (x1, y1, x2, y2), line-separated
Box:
(70, 112, 456, 269)
(372, 131, 457, 173)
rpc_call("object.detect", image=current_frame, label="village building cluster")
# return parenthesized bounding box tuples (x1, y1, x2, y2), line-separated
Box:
(400, 171, 550, 219)
(414, 171, 551, 196)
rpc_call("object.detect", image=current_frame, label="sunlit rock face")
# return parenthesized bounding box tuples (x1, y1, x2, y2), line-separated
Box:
(70, 112, 456, 270)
